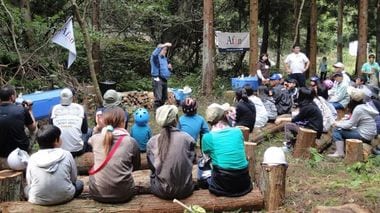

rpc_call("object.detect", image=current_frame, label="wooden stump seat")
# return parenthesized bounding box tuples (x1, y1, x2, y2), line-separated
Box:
(293, 127, 317, 159)
(0, 170, 23, 202)
(259, 164, 287, 211)
(344, 139, 363, 164)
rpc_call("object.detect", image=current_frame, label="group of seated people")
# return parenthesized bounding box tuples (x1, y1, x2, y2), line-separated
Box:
(2, 63, 380, 206)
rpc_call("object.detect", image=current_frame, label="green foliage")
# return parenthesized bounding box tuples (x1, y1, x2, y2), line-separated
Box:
(307, 147, 324, 168)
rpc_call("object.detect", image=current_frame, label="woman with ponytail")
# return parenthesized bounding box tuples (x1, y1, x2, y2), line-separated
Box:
(88, 107, 140, 203)
(147, 105, 196, 199)
(235, 87, 256, 132)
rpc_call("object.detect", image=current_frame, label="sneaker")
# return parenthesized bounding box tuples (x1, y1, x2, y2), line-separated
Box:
(327, 153, 344, 158)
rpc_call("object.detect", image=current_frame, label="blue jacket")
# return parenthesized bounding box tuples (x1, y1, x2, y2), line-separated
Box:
(150, 47, 171, 80)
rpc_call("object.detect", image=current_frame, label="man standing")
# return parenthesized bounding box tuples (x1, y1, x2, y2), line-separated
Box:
(150, 42, 172, 109)
(0, 85, 36, 157)
(361, 53, 380, 86)
(50, 88, 89, 157)
(284, 44, 310, 87)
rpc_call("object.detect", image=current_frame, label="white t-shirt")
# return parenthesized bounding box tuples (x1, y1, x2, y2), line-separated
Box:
(248, 95, 268, 128)
(51, 103, 85, 152)
(284, 52, 309, 74)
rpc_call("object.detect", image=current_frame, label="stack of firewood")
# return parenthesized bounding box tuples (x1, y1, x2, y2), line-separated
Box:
(120, 91, 154, 110)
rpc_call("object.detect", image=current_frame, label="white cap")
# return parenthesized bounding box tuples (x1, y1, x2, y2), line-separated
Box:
(7, 148, 29, 170)
(60, 88, 73, 106)
(333, 62, 344, 68)
(262, 147, 287, 165)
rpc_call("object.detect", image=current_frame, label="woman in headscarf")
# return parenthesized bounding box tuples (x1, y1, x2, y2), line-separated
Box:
(201, 103, 252, 197)
(147, 105, 196, 199)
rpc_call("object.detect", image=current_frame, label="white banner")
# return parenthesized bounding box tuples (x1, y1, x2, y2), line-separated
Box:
(215, 31, 250, 52)
(52, 17, 77, 68)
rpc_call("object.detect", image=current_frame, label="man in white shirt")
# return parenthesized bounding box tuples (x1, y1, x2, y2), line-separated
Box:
(284, 44, 310, 87)
(50, 88, 89, 157)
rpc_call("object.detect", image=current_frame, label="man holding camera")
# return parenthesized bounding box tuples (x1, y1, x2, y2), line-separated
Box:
(0, 84, 36, 157)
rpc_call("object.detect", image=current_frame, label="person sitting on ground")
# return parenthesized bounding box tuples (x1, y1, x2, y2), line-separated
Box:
(50, 88, 90, 157)
(89, 107, 140, 203)
(245, 85, 268, 128)
(258, 85, 278, 122)
(310, 76, 328, 100)
(328, 89, 379, 158)
(0, 84, 36, 158)
(332, 62, 351, 86)
(130, 108, 152, 152)
(235, 88, 256, 133)
(269, 74, 292, 115)
(177, 97, 209, 142)
(328, 72, 350, 110)
(275, 87, 323, 151)
(147, 105, 196, 200)
(93, 89, 129, 134)
(313, 93, 335, 133)
(25, 125, 83, 205)
(201, 103, 252, 197)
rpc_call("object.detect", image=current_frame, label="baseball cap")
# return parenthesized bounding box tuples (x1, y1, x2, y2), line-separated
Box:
(332, 71, 343, 77)
(269, 73, 281, 81)
(103, 89, 122, 108)
(347, 87, 365, 102)
(60, 88, 73, 106)
(333, 62, 344, 68)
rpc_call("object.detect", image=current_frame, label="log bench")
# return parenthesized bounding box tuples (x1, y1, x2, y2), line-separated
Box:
(251, 122, 286, 143)
(1, 188, 264, 213)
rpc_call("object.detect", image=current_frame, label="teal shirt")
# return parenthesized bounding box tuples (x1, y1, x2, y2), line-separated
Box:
(202, 127, 248, 170)
(361, 62, 380, 74)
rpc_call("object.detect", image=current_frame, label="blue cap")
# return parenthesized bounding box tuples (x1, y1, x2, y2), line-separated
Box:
(269, 74, 281, 80)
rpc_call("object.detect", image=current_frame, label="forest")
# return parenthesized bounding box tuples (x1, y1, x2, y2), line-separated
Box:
(0, 0, 378, 97)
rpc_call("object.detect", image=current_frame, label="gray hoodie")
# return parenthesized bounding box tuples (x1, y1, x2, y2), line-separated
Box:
(336, 102, 379, 141)
(26, 148, 77, 205)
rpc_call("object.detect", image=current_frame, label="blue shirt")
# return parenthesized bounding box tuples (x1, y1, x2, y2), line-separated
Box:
(202, 127, 248, 170)
(130, 124, 152, 151)
(150, 47, 171, 80)
(178, 114, 209, 141)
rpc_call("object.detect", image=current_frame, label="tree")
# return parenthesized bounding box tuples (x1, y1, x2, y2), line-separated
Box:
(376, 0, 380, 62)
(201, 0, 215, 96)
(92, 0, 101, 75)
(249, 0, 258, 76)
(71, 0, 103, 104)
(337, 0, 343, 62)
(260, 0, 270, 55)
(308, 0, 317, 77)
(356, 0, 368, 75)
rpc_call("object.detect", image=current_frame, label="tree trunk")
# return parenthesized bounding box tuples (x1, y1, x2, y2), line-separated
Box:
(308, 0, 317, 77)
(249, 0, 259, 76)
(71, 0, 103, 104)
(356, 0, 368, 76)
(260, 0, 270, 55)
(293, 0, 305, 46)
(337, 0, 344, 62)
(91, 0, 101, 75)
(201, 0, 215, 96)
(19, 0, 33, 48)
(275, 0, 282, 70)
(376, 0, 380, 62)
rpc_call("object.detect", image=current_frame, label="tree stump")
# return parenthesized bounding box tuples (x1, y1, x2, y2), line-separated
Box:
(260, 164, 287, 211)
(362, 143, 372, 161)
(293, 127, 317, 158)
(75, 152, 94, 175)
(237, 126, 250, 141)
(0, 158, 10, 170)
(336, 109, 345, 120)
(345, 139, 363, 164)
(223, 90, 236, 105)
(244, 142, 257, 182)
(140, 153, 149, 170)
(0, 170, 23, 202)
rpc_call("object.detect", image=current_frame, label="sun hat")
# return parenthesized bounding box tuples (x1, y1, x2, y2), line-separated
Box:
(155, 105, 178, 127)
(333, 62, 344, 68)
(103, 89, 122, 108)
(205, 103, 225, 124)
(347, 87, 365, 102)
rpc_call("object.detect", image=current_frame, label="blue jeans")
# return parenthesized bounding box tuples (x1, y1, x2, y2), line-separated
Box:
(332, 128, 362, 142)
(330, 102, 344, 110)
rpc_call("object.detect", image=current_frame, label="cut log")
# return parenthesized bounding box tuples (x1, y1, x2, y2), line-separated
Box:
(75, 152, 94, 175)
(223, 90, 236, 105)
(251, 122, 285, 143)
(1, 188, 264, 212)
(0, 157, 10, 170)
(260, 164, 287, 211)
(0, 170, 23, 202)
(312, 203, 371, 213)
(244, 142, 257, 182)
(336, 109, 345, 121)
(362, 143, 372, 161)
(293, 127, 317, 159)
(140, 153, 149, 170)
(237, 126, 250, 141)
(344, 139, 363, 164)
